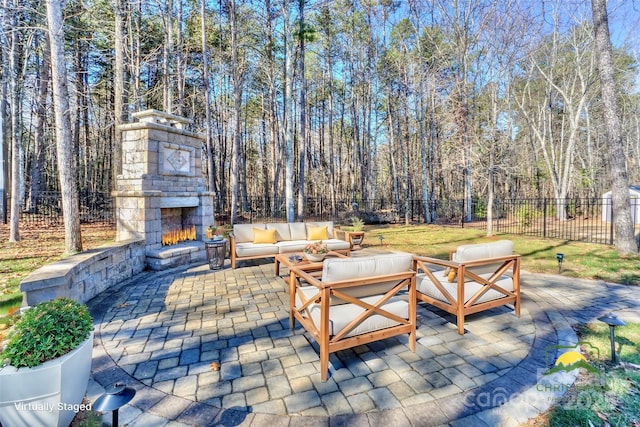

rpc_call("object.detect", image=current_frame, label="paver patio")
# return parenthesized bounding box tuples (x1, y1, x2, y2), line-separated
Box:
(85, 250, 640, 426)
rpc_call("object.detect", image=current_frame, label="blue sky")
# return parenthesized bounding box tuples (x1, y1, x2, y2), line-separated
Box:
(608, 0, 640, 50)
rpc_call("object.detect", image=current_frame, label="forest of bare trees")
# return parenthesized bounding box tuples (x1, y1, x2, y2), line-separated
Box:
(1, 0, 639, 251)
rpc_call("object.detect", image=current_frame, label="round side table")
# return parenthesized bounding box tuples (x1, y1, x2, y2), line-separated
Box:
(205, 239, 227, 270)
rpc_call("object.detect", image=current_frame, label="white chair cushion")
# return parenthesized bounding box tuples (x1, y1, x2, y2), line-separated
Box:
(322, 253, 412, 281)
(296, 288, 408, 338)
(453, 240, 514, 276)
(454, 240, 513, 262)
(321, 253, 413, 300)
(416, 270, 514, 305)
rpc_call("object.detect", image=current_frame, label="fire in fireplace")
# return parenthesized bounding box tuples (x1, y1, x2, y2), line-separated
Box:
(161, 225, 196, 246)
(160, 207, 198, 246)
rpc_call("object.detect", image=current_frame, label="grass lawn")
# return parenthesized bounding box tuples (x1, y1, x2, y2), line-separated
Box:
(0, 224, 115, 316)
(368, 224, 640, 285)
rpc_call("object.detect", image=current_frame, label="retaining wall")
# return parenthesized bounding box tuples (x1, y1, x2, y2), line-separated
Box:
(20, 240, 147, 307)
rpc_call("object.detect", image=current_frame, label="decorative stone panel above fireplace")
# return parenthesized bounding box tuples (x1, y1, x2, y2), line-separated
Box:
(114, 110, 214, 270)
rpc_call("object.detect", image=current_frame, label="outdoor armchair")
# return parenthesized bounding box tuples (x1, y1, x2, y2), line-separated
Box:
(288, 253, 417, 381)
(412, 240, 521, 335)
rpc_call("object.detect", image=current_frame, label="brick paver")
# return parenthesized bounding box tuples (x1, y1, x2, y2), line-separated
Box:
(86, 256, 640, 426)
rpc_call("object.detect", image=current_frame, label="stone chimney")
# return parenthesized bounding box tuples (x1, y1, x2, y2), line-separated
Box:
(114, 110, 214, 270)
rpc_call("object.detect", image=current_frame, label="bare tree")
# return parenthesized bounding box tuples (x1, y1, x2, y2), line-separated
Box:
(46, 0, 82, 253)
(28, 34, 50, 213)
(591, 0, 637, 254)
(296, 0, 306, 221)
(6, 0, 26, 242)
(112, 0, 129, 179)
(229, 0, 244, 224)
(201, 0, 217, 207)
(282, 2, 295, 222)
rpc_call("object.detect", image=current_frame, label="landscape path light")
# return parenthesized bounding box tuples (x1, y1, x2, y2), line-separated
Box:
(93, 382, 136, 426)
(598, 312, 626, 363)
(556, 253, 564, 273)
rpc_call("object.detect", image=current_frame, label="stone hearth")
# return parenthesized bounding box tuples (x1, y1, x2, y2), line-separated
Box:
(114, 110, 214, 270)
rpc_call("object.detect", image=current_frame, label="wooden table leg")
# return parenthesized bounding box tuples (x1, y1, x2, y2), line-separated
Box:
(289, 270, 296, 329)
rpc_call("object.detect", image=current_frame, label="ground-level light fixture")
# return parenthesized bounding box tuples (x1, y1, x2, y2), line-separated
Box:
(598, 312, 626, 362)
(556, 253, 564, 273)
(93, 382, 136, 426)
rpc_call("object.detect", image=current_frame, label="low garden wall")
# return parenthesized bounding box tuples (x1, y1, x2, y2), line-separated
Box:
(20, 239, 146, 307)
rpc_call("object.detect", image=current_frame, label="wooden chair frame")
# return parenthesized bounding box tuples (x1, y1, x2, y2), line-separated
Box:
(288, 263, 416, 381)
(412, 254, 520, 335)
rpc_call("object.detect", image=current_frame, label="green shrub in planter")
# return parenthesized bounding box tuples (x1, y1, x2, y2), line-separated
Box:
(1, 297, 93, 368)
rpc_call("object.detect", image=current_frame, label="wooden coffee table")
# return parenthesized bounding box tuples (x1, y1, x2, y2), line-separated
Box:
(274, 251, 349, 276)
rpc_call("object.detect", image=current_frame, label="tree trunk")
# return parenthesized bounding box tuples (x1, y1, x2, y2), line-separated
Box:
(296, 0, 306, 221)
(283, 4, 295, 223)
(46, 0, 83, 254)
(113, 0, 128, 180)
(591, 0, 637, 254)
(163, 0, 174, 113)
(29, 35, 50, 213)
(229, 0, 243, 224)
(201, 0, 217, 214)
(8, 0, 23, 242)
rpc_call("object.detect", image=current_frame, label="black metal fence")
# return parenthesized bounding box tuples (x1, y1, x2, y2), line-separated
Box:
(5, 192, 636, 247)
(227, 196, 635, 246)
(5, 191, 115, 228)
(484, 197, 628, 245)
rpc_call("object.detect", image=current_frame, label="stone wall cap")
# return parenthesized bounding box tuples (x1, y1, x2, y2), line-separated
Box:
(118, 120, 203, 140)
(133, 109, 192, 126)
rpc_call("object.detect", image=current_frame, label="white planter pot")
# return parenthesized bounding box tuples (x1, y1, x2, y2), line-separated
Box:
(0, 331, 94, 427)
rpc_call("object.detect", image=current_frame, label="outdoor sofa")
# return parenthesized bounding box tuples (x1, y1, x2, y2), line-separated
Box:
(229, 221, 351, 268)
(412, 240, 520, 335)
(288, 253, 417, 381)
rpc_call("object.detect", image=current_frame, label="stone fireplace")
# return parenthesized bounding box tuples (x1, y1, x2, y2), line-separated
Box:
(114, 110, 214, 270)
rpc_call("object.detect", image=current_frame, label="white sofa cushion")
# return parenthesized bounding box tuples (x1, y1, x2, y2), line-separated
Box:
(417, 270, 514, 305)
(234, 242, 279, 257)
(289, 223, 307, 240)
(267, 223, 291, 241)
(275, 238, 351, 254)
(233, 223, 267, 243)
(323, 239, 351, 252)
(275, 240, 310, 253)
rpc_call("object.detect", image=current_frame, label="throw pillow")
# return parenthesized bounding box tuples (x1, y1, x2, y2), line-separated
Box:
(444, 267, 457, 283)
(253, 228, 276, 244)
(307, 225, 329, 240)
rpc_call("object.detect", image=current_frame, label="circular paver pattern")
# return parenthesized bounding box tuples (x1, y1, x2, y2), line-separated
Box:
(92, 259, 534, 419)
